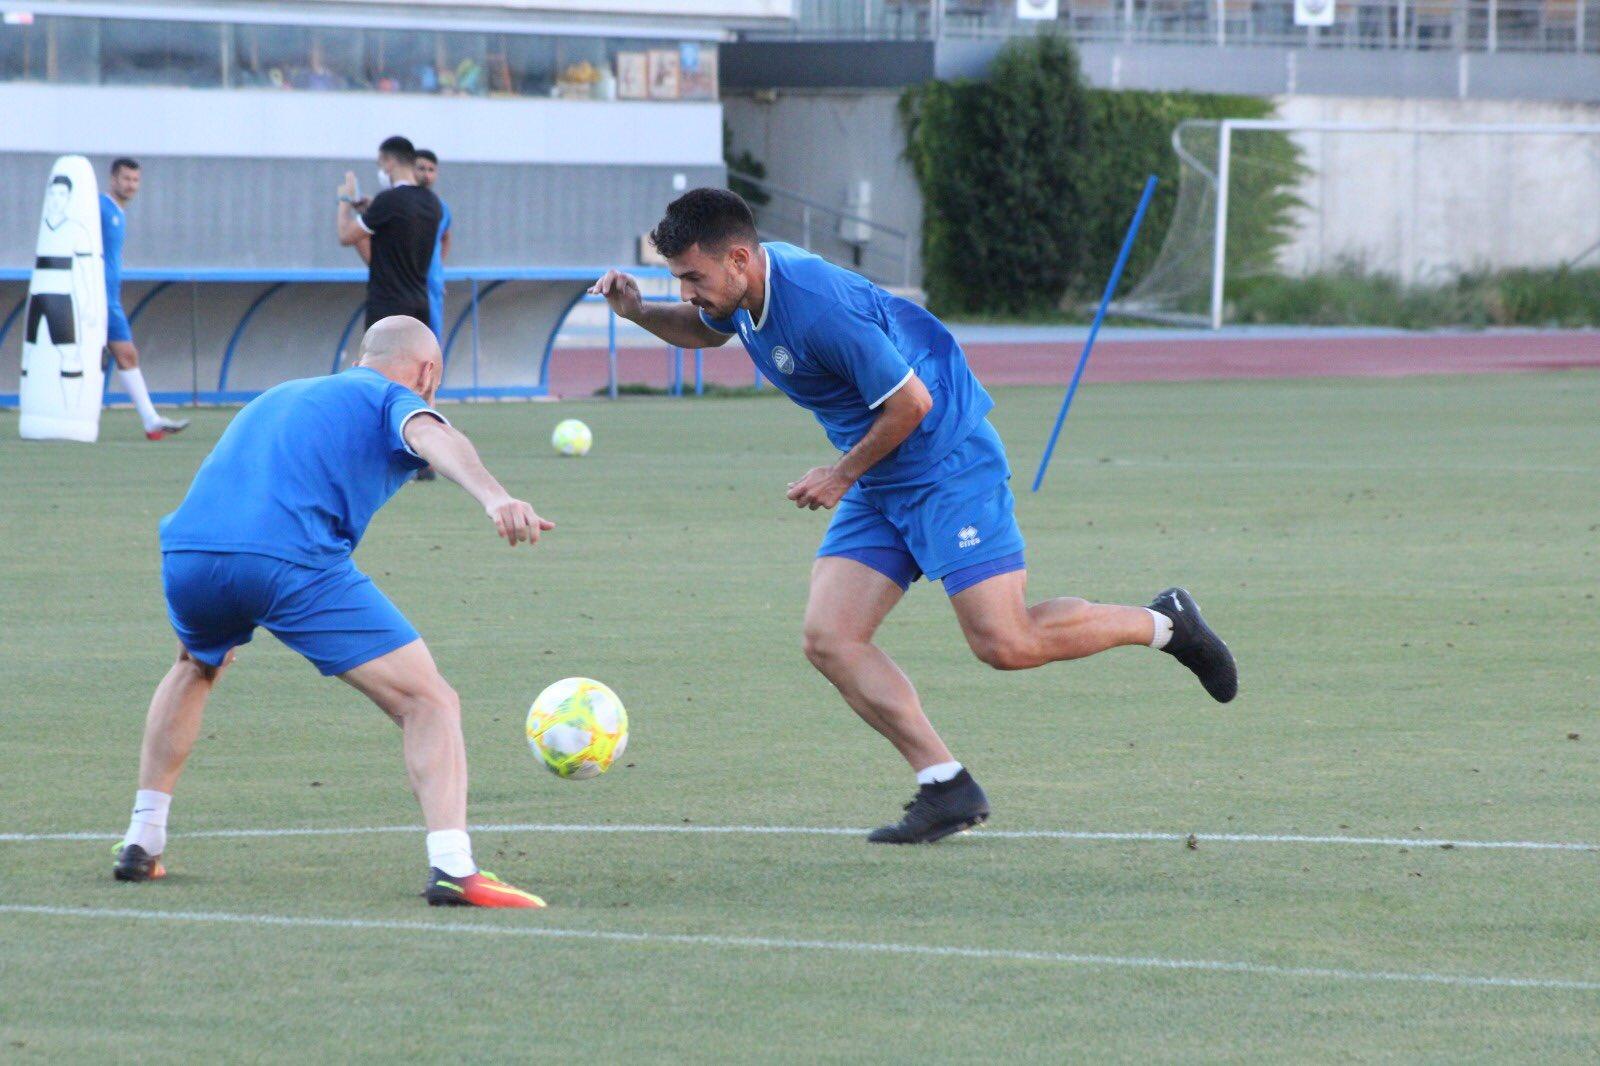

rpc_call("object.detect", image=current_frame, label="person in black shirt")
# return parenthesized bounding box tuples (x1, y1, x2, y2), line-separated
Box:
(337, 135, 442, 330)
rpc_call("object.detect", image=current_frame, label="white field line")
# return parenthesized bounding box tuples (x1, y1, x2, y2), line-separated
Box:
(1, 822, 1595, 851)
(1, 904, 1596, 993)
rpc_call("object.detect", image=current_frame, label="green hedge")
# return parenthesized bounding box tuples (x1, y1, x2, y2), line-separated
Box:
(900, 35, 1293, 318)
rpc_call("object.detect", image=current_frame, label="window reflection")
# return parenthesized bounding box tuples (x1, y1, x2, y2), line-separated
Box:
(0, 16, 717, 100)
(102, 19, 222, 88)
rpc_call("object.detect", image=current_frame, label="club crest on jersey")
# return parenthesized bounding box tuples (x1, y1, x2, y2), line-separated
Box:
(958, 525, 980, 549)
(771, 346, 795, 374)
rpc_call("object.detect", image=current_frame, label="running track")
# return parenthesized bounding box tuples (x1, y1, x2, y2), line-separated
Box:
(541, 330, 1600, 397)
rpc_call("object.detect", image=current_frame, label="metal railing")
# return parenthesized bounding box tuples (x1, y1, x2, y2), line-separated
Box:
(727, 168, 916, 288)
(757, 0, 1597, 53)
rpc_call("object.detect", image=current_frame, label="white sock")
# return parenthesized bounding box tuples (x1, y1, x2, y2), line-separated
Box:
(1146, 607, 1174, 650)
(117, 366, 161, 431)
(915, 760, 964, 786)
(426, 829, 477, 877)
(122, 789, 171, 855)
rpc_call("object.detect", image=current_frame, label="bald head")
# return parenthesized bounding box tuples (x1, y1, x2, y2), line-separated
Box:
(358, 316, 441, 401)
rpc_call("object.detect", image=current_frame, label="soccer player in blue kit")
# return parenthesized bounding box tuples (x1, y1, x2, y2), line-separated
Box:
(593, 189, 1237, 843)
(101, 158, 189, 439)
(111, 316, 551, 907)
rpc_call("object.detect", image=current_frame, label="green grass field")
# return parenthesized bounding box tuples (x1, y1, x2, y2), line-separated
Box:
(2, 372, 1598, 1062)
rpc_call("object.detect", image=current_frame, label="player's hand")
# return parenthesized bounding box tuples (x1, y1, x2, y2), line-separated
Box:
(338, 171, 357, 200)
(786, 466, 853, 511)
(589, 270, 644, 321)
(485, 495, 555, 547)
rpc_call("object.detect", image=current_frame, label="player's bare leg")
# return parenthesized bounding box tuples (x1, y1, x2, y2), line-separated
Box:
(803, 557, 990, 843)
(114, 647, 231, 881)
(802, 556, 952, 771)
(339, 638, 467, 831)
(340, 639, 543, 907)
(950, 570, 1153, 669)
(108, 339, 188, 439)
(951, 572, 1238, 702)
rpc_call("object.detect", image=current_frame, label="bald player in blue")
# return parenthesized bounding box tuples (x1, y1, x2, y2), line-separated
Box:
(111, 316, 550, 908)
(593, 189, 1237, 843)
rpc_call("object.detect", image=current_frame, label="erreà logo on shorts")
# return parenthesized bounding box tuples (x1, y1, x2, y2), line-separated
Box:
(957, 525, 980, 549)
(771, 346, 795, 374)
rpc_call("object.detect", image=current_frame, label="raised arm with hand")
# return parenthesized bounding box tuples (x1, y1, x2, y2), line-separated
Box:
(589, 269, 732, 349)
(403, 415, 555, 547)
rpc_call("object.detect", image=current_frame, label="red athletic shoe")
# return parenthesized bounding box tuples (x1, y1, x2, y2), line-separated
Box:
(423, 868, 546, 908)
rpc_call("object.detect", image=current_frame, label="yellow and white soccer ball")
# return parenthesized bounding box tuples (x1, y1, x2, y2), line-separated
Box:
(525, 677, 628, 780)
(551, 418, 592, 457)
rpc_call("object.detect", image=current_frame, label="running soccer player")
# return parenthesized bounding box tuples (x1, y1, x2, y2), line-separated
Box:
(111, 316, 552, 907)
(101, 158, 189, 440)
(592, 189, 1237, 844)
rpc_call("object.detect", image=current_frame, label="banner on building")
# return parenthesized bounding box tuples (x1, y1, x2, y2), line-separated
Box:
(1294, 0, 1336, 26)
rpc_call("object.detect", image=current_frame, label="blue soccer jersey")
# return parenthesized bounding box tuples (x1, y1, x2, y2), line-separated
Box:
(159, 368, 443, 567)
(699, 242, 993, 485)
(100, 194, 125, 308)
(426, 199, 451, 339)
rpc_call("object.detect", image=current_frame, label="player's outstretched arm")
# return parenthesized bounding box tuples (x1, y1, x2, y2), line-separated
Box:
(403, 415, 555, 547)
(787, 375, 934, 510)
(589, 269, 732, 349)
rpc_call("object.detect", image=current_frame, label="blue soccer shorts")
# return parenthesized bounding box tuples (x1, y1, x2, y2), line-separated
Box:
(106, 303, 133, 343)
(162, 551, 420, 676)
(818, 419, 1026, 597)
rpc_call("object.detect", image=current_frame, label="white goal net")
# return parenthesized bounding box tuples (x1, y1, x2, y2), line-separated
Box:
(1116, 119, 1600, 329)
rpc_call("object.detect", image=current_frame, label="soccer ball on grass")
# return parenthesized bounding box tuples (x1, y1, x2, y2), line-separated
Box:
(551, 419, 592, 457)
(525, 677, 628, 779)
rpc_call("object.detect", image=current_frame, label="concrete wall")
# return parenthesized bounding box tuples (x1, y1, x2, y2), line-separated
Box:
(722, 89, 923, 287)
(1272, 96, 1600, 280)
(0, 152, 719, 272)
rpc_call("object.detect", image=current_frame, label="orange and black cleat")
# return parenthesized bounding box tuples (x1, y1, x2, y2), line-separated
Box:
(112, 843, 166, 882)
(424, 868, 545, 909)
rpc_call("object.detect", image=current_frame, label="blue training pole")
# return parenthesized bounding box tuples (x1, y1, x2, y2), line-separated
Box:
(1031, 174, 1159, 493)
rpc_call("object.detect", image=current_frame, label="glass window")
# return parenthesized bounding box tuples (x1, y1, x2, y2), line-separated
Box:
(490, 33, 555, 96)
(0, 16, 100, 84)
(101, 19, 222, 88)
(0, 16, 715, 101)
(361, 28, 434, 93)
(436, 31, 490, 96)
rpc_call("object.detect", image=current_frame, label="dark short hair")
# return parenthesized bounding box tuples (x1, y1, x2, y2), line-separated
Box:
(415, 148, 438, 165)
(649, 188, 759, 260)
(50, 175, 72, 190)
(378, 135, 416, 164)
(111, 157, 140, 174)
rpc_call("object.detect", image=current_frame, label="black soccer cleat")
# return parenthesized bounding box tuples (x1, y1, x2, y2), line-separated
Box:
(1150, 586, 1237, 703)
(111, 843, 166, 882)
(867, 769, 991, 844)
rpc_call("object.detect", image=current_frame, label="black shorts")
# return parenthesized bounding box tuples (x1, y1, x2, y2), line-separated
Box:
(27, 292, 75, 345)
(366, 303, 430, 331)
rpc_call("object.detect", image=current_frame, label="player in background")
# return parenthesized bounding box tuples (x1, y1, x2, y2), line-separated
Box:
(336, 136, 441, 332)
(593, 189, 1237, 844)
(112, 316, 553, 907)
(413, 149, 452, 344)
(354, 147, 451, 342)
(102, 158, 190, 440)
(340, 137, 444, 482)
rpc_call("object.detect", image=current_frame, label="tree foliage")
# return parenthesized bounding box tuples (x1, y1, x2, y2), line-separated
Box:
(900, 36, 1297, 317)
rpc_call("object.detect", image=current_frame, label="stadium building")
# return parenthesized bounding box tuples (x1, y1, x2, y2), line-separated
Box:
(0, 0, 790, 400)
